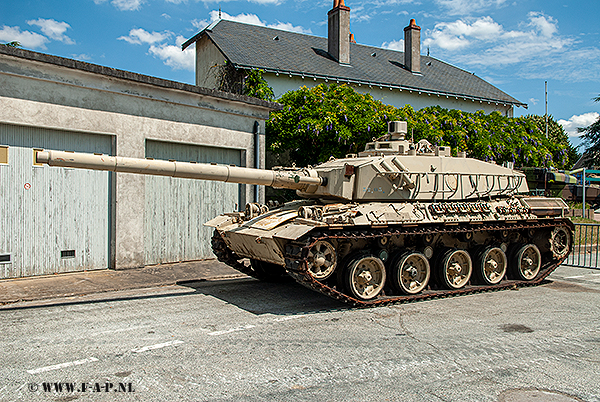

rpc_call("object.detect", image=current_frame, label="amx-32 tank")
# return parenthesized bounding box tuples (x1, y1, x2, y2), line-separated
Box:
(36, 121, 573, 306)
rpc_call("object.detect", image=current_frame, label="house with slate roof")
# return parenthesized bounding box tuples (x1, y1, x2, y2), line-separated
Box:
(182, 0, 527, 117)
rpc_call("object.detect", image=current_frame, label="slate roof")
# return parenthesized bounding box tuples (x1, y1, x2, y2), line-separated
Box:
(183, 19, 526, 108)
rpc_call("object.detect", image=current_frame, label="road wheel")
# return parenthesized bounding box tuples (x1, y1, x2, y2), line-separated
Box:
(474, 246, 507, 285)
(438, 249, 472, 289)
(345, 255, 386, 301)
(509, 244, 541, 281)
(390, 252, 430, 295)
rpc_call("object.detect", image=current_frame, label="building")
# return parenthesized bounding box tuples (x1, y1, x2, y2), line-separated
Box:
(0, 45, 279, 279)
(182, 1, 526, 116)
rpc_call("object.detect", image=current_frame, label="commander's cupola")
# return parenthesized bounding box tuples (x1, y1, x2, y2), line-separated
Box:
(359, 121, 411, 156)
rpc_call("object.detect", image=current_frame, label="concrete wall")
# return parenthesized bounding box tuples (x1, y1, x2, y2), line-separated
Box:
(0, 47, 277, 272)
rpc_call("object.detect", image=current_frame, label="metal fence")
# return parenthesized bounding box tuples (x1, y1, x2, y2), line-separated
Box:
(564, 223, 600, 269)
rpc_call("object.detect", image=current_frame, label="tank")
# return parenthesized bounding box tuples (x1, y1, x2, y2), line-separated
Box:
(35, 121, 573, 306)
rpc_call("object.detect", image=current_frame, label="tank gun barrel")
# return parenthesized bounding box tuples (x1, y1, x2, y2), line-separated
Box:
(35, 150, 324, 191)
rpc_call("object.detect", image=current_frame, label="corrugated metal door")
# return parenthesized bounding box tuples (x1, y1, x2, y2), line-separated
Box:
(0, 123, 112, 279)
(145, 140, 241, 265)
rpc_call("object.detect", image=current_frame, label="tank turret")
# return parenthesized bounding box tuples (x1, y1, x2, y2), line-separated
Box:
(37, 121, 528, 203)
(35, 121, 573, 306)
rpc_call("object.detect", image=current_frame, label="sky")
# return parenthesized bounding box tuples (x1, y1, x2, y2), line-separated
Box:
(1, 0, 599, 149)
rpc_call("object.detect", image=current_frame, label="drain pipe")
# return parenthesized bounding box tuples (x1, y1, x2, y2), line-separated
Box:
(254, 121, 260, 203)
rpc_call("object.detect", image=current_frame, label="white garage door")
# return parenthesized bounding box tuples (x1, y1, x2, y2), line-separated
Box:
(144, 140, 241, 265)
(0, 123, 112, 279)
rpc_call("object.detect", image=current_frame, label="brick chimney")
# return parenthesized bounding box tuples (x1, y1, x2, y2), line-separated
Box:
(404, 18, 421, 73)
(328, 0, 351, 65)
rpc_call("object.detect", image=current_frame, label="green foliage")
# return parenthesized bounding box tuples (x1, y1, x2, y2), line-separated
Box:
(2, 41, 21, 48)
(581, 94, 600, 167)
(266, 83, 577, 169)
(243, 69, 274, 101)
(267, 84, 399, 167)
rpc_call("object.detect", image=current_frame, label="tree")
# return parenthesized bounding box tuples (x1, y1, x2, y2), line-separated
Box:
(267, 84, 398, 167)
(580, 94, 600, 167)
(266, 83, 577, 169)
(243, 69, 274, 101)
(215, 64, 274, 101)
(2, 41, 21, 48)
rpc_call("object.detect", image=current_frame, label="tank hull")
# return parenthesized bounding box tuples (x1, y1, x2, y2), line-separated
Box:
(208, 196, 573, 306)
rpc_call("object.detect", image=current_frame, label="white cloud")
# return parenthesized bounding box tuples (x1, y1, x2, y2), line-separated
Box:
(149, 38, 195, 70)
(192, 19, 210, 31)
(201, 11, 312, 34)
(0, 25, 48, 49)
(118, 29, 194, 71)
(381, 39, 404, 51)
(434, 0, 508, 15)
(111, 0, 144, 11)
(72, 53, 92, 61)
(423, 16, 504, 51)
(118, 28, 171, 45)
(27, 18, 75, 45)
(424, 13, 575, 66)
(559, 112, 600, 137)
(421, 12, 600, 83)
(94, 0, 144, 11)
(528, 11, 557, 38)
(248, 0, 284, 4)
(117, 12, 310, 72)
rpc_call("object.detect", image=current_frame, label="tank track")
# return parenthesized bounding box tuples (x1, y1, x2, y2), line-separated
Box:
(212, 218, 573, 307)
(211, 231, 261, 278)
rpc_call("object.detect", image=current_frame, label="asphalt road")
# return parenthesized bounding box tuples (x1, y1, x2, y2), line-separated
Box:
(1, 265, 599, 402)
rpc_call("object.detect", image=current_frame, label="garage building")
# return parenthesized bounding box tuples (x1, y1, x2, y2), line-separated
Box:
(0, 45, 279, 279)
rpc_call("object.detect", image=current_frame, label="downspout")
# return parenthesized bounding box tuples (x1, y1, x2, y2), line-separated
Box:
(254, 121, 260, 202)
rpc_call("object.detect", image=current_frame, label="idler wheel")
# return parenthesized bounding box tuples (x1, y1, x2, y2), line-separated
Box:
(509, 244, 541, 281)
(306, 240, 337, 280)
(390, 252, 430, 295)
(550, 226, 571, 259)
(345, 255, 386, 300)
(438, 249, 472, 289)
(474, 246, 507, 285)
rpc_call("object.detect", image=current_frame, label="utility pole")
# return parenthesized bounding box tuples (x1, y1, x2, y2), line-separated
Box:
(583, 168, 586, 219)
(545, 81, 548, 138)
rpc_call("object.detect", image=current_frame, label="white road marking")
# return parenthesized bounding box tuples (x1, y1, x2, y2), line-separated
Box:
(97, 326, 150, 335)
(132, 340, 184, 353)
(208, 325, 255, 336)
(564, 273, 600, 279)
(273, 315, 306, 322)
(27, 357, 99, 374)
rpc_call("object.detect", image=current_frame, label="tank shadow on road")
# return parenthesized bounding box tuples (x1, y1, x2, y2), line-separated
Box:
(178, 277, 348, 315)
(0, 277, 347, 315)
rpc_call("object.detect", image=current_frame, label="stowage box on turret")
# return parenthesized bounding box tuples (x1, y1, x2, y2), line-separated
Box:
(36, 121, 573, 306)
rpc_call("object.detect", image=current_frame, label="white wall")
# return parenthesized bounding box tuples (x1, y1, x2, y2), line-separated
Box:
(264, 73, 515, 116)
